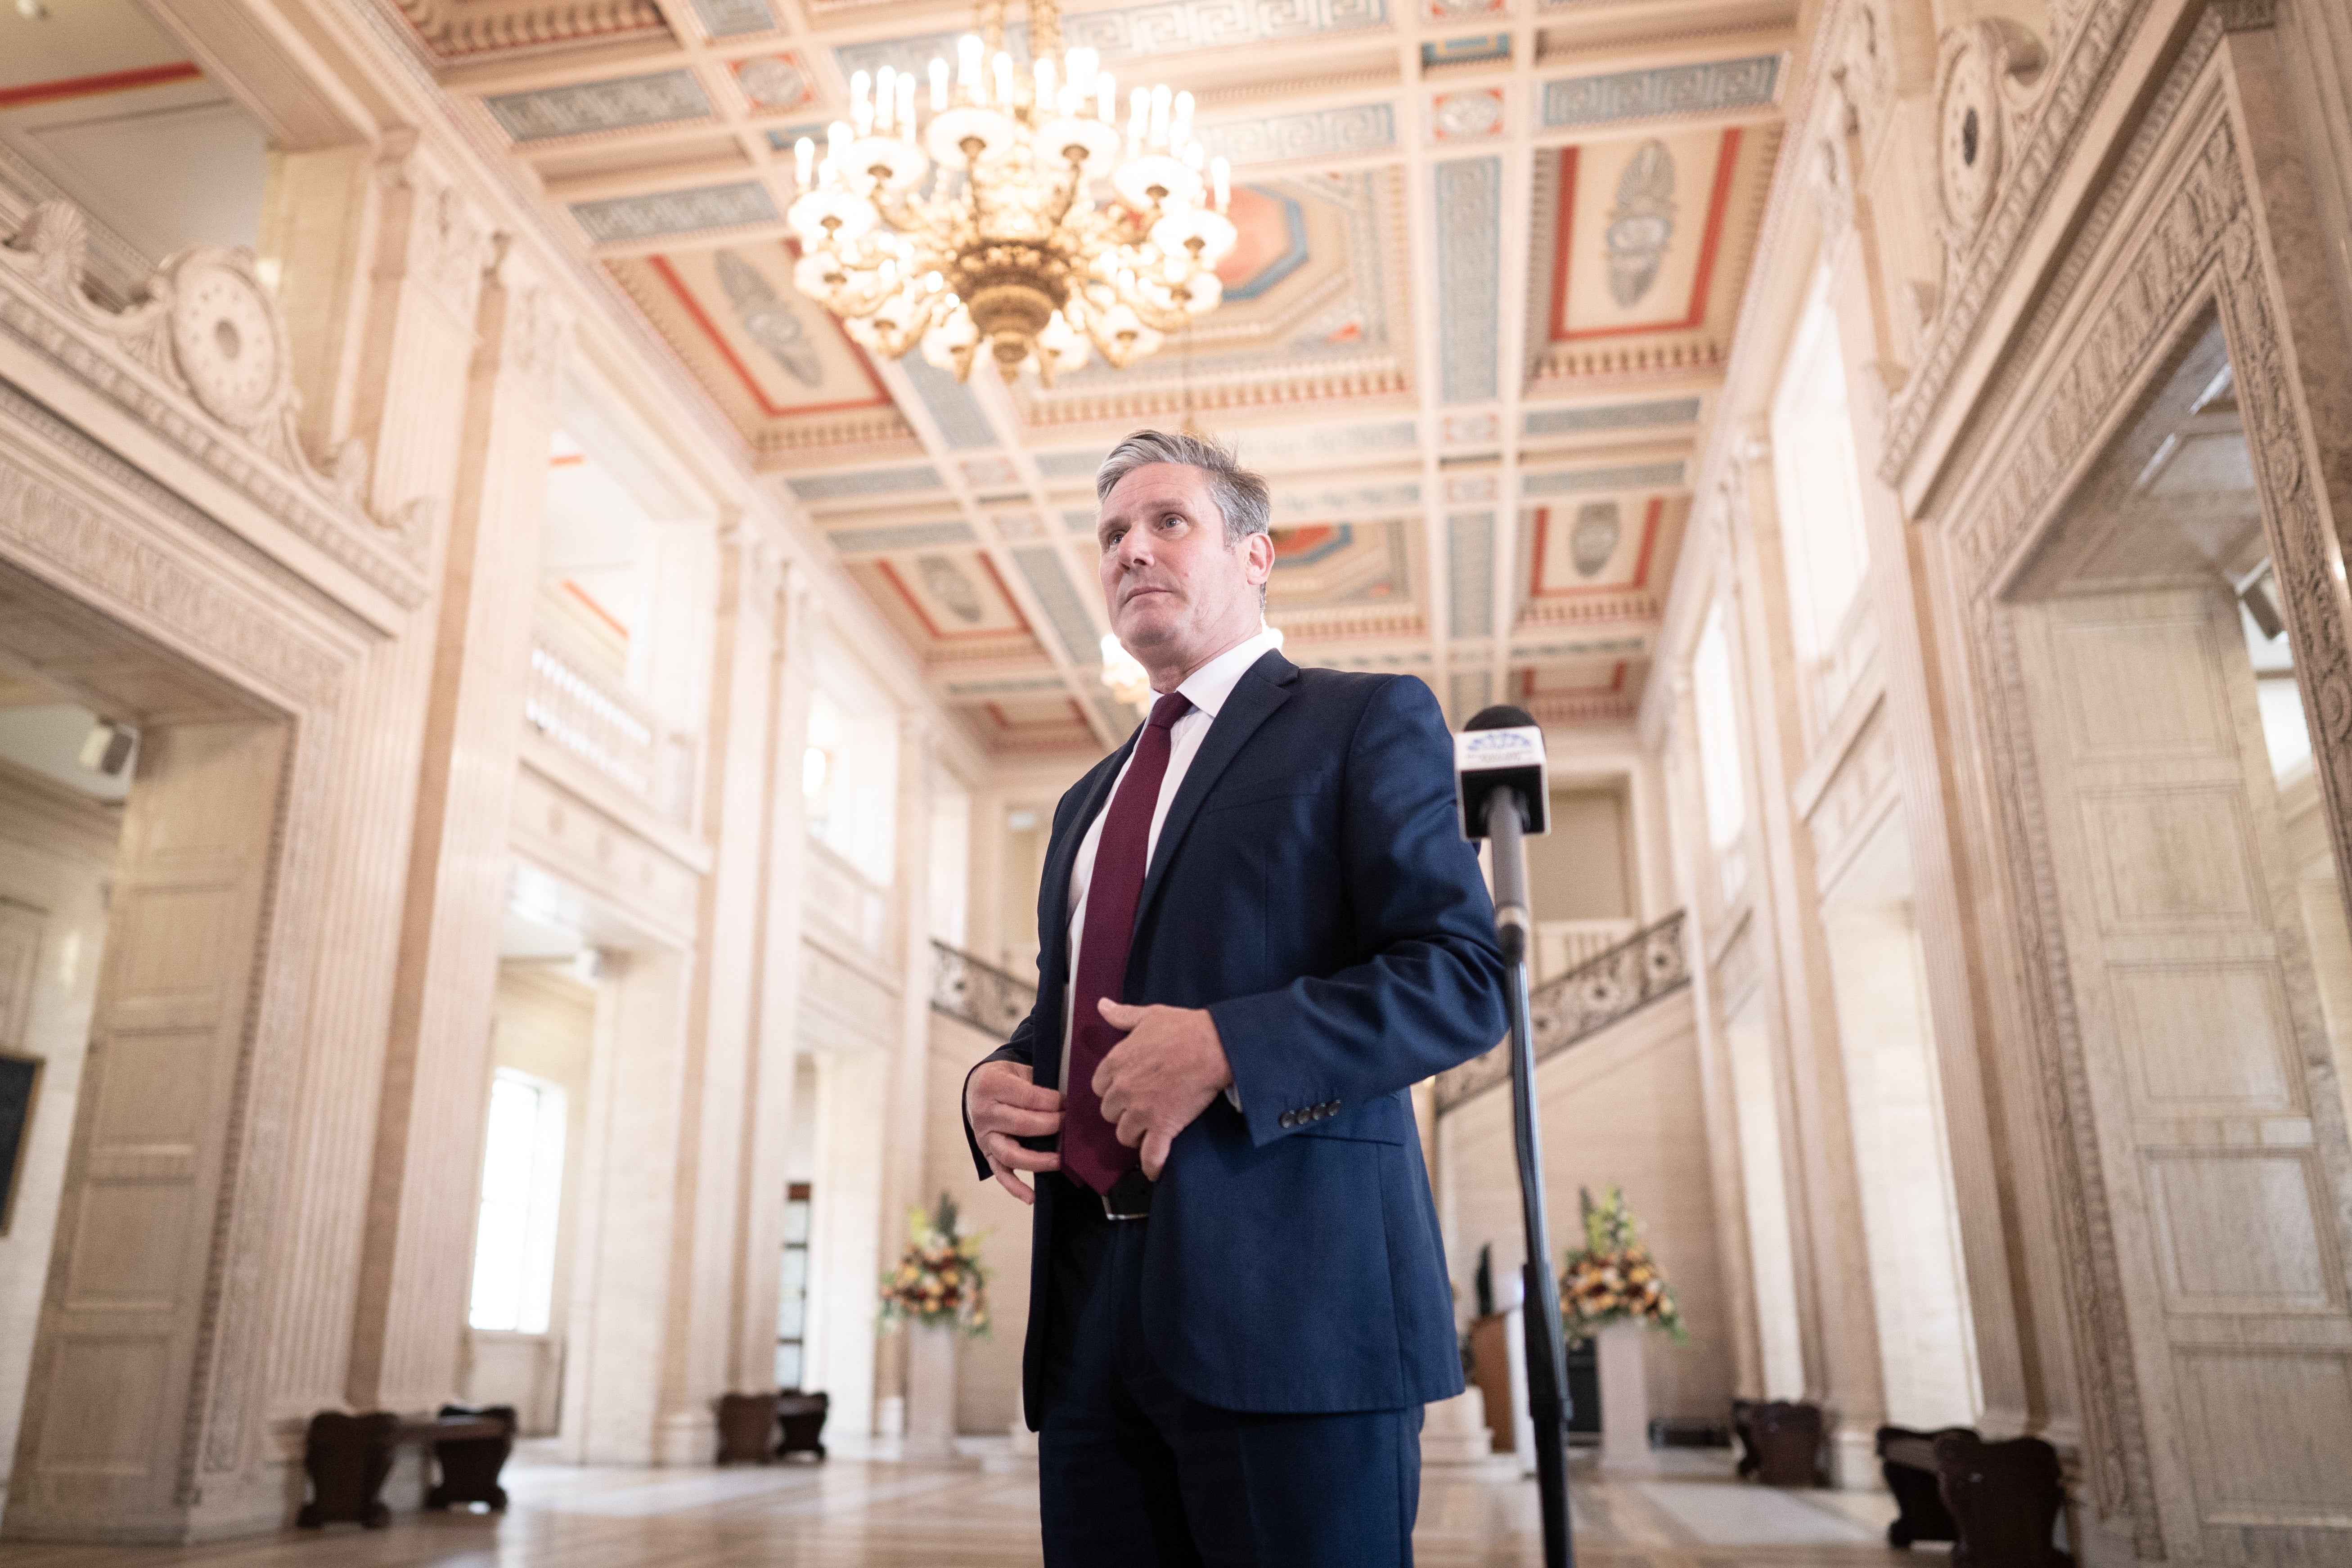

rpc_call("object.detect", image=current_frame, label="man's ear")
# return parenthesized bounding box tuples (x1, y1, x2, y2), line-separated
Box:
(1242, 530, 1275, 586)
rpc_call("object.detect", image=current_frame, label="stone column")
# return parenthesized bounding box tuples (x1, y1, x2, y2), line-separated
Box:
(1795, 91, 2049, 1444)
(1722, 440, 1887, 1485)
(655, 521, 782, 1461)
(1655, 665, 1767, 1404)
(558, 948, 692, 1464)
(874, 716, 937, 1434)
(731, 565, 818, 1392)
(349, 239, 571, 1414)
(257, 145, 493, 1432)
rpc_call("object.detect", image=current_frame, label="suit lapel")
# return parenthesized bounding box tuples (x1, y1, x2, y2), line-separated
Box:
(1130, 650, 1297, 943)
(1034, 732, 1136, 1088)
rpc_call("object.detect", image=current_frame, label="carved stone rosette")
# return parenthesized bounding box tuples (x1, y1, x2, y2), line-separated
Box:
(1933, 20, 2049, 263)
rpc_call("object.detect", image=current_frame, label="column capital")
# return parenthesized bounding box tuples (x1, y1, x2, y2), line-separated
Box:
(375, 137, 494, 325)
(483, 238, 572, 403)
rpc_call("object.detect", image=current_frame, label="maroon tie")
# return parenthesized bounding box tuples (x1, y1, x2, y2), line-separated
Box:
(1064, 690, 1192, 1194)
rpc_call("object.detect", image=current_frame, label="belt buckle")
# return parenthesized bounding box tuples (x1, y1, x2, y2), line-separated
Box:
(1099, 1169, 1152, 1221)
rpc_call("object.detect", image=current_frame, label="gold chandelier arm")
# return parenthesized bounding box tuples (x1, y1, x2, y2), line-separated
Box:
(1028, 0, 1061, 76)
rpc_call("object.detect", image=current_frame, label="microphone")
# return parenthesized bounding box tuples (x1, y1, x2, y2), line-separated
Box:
(1455, 705, 1550, 840)
(1456, 705, 1548, 964)
(1453, 704, 1578, 1567)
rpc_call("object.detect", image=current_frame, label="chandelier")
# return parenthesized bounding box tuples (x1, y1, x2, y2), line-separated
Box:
(784, 0, 1237, 384)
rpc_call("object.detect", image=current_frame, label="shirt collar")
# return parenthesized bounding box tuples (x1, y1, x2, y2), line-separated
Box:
(1162, 625, 1282, 721)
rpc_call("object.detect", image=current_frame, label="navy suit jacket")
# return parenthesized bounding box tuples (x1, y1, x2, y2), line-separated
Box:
(963, 650, 1507, 1420)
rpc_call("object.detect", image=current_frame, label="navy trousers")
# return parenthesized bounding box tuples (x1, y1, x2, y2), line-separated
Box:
(1035, 1178, 1424, 1568)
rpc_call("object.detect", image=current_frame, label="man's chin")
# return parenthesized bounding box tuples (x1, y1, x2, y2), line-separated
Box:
(1114, 611, 1183, 650)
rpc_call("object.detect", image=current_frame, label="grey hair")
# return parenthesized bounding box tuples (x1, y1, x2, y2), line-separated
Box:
(1094, 429, 1272, 548)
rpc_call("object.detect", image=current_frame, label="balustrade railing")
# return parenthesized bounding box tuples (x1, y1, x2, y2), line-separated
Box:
(1534, 918, 1639, 984)
(1432, 908, 1690, 1116)
(524, 624, 685, 817)
(930, 942, 1038, 1038)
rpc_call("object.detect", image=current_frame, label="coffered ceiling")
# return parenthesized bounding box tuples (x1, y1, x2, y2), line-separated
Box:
(23, 0, 1800, 757)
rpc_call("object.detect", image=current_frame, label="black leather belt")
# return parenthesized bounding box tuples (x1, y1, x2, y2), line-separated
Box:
(1099, 1168, 1152, 1221)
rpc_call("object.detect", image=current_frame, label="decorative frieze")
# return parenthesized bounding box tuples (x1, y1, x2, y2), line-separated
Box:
(1878, 0, 2154, 484)
(0, 384, 346, 710)
(1434, 157, 1502, 404)
(1540, 55, 1782, 130)
(0, 203, 432, 609)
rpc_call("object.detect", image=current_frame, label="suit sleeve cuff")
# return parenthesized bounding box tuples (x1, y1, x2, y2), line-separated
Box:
(961, 1046, 1029, 1180)
(1209, 993, 1333, 1147)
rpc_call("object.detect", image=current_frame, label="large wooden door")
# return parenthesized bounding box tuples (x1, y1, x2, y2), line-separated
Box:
(7, 720, 287, 1542)
(2018, 587, 2352, 1556)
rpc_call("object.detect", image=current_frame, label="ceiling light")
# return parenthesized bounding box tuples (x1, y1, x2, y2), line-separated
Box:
(786, 0, 1235, 385)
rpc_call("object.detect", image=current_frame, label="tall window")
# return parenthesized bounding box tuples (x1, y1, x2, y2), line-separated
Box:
(1693, 602, 1747, 854)
(468, 1069, 567, 1334)
(1769, 278, 1872, 668)
(776, 1183, 813, 1389)
(803, 653, 900, 886)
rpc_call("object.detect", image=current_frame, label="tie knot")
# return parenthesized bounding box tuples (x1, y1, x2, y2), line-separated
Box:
(1148, 691, 1193, 731)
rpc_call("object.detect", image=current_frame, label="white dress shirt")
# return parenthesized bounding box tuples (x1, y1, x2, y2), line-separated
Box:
(1057, 625, 1284, 1098)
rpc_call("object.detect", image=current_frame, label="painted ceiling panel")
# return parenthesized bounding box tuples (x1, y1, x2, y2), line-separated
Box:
(1515, 494, 1689, 633)
(849, 552, 1047, 664)
(375, 0, 1801, 755)
(612, 247, 894, 427)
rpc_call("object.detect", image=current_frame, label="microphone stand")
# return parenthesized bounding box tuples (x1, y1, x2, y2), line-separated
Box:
(1486, 787, 1575, 1568)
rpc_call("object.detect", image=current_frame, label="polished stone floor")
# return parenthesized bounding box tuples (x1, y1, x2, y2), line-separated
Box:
(5, 1447, 1934, 1567)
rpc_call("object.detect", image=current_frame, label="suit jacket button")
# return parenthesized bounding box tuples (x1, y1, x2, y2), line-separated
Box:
(1279, 1110, 1296, 1129)
(1321, 1101, 1337, 1117)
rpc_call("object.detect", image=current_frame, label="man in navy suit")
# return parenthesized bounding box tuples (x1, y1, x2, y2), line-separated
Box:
(962, 430, 1507, 1566)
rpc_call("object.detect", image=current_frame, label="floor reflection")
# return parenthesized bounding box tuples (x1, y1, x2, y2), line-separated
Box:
(3, 1446, 1935, 1566)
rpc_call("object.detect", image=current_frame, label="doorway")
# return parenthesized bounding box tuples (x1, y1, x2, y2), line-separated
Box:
(0, 557, 299, 1543)
(1997, 310, 2352, 1550)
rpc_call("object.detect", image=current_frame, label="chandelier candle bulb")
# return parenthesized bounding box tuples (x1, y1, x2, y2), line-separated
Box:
(958, 34, 981, 97)
(1151, 85, 1170, 148)
(1098, 72, 1115, 123)
(796, 137, 815, 189)
(1034, 57, 1055, 114)
(1172, 91, 1194, 148)
(931, 58, 949, 110)
(877, 68, 895, 135)
(1211, 156, 1230, 211)
(993, 52, 1012, 108)
(899, 76, 917, 137)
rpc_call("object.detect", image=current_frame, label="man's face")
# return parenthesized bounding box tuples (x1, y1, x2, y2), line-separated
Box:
(1097, 463, 1273, 673)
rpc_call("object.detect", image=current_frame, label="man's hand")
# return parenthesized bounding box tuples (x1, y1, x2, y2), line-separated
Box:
(1093, 999, 1233, 1180)
(968, 1061, 1062, 1204)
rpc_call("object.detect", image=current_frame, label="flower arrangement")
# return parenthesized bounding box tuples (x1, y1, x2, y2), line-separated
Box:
(1559, 1185, 1684, 1344)
(879, 1191, 991, 1337)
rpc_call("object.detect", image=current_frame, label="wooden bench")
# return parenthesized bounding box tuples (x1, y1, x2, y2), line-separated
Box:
(297, 1404, 515, 1528)
(1876, 1425, 1967, 1547)
(776, 1390, 829, 1460)
(1875, 1424, 2069, 1562)
(1731, 1399, 1827, 1487)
